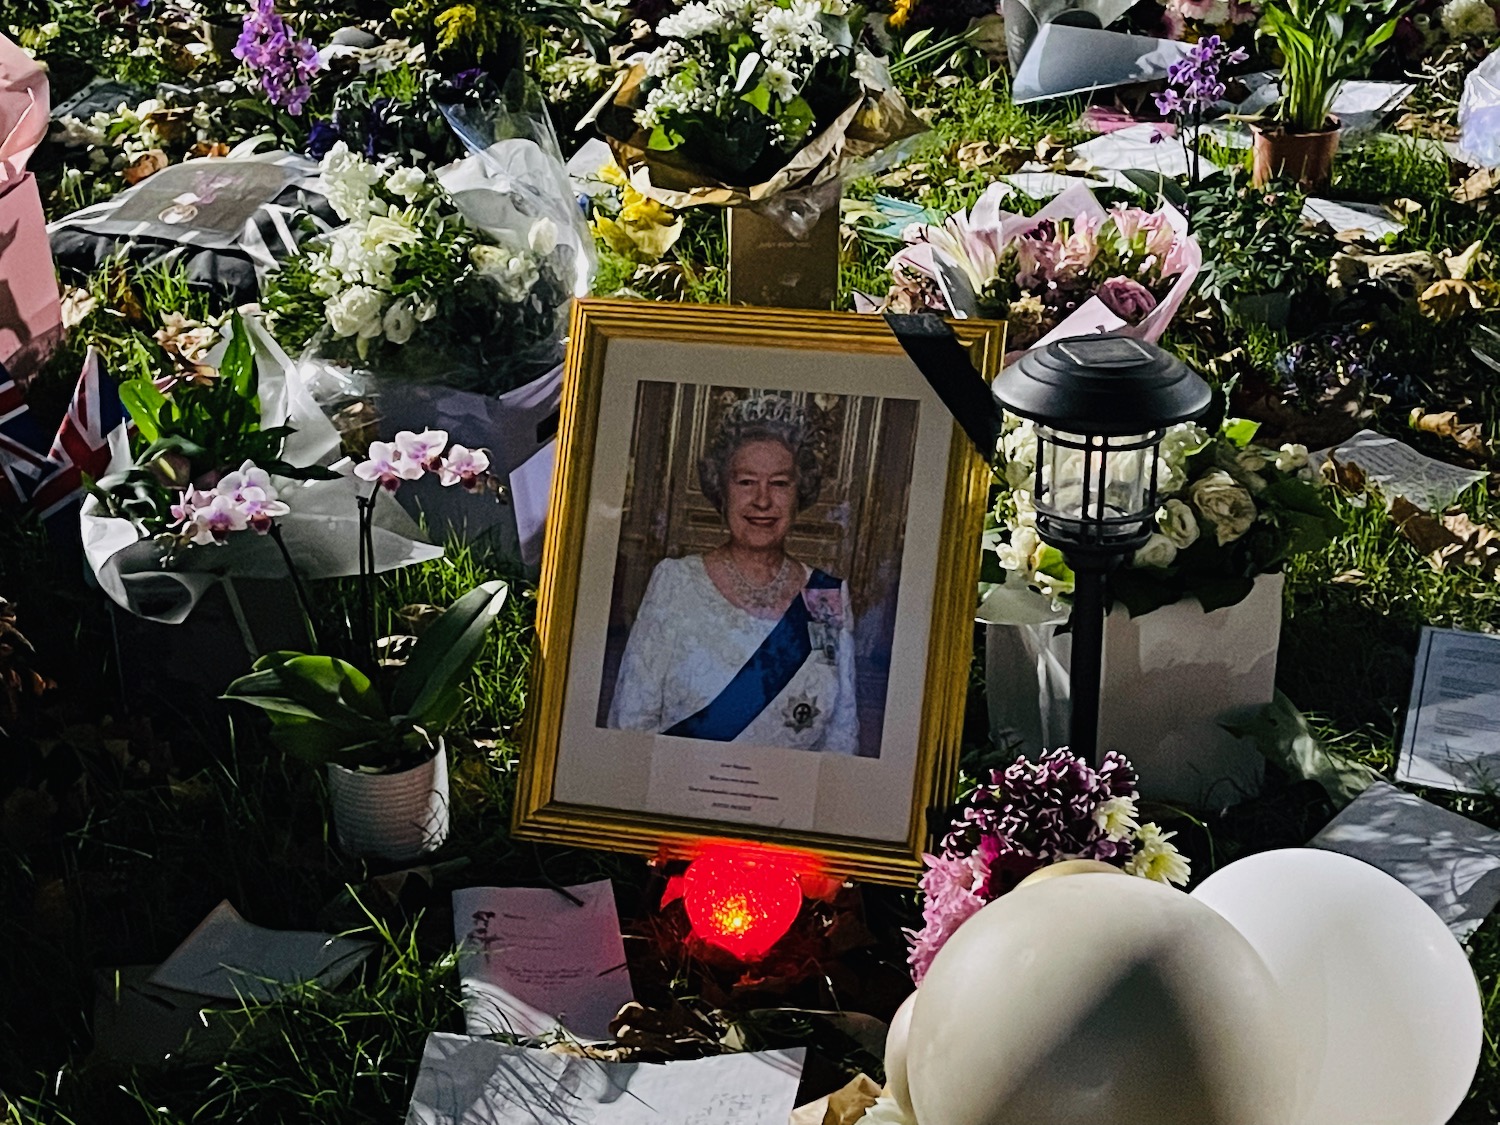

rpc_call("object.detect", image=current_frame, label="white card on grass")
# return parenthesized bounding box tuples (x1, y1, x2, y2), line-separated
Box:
(454, 880, 633, 1041)
(148, 901, 372, 1002)
(406, 1034, 805, 1125)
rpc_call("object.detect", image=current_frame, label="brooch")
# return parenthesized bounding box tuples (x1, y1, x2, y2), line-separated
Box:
(782, 691, 822, 733)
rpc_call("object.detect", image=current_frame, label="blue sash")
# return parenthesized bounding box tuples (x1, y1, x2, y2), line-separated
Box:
(664, 568, 841, 742)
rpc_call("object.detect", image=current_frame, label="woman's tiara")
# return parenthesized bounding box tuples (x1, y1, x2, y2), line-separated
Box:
(723, 394, 806, 430)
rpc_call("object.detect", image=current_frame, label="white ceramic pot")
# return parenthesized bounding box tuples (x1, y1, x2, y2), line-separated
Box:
(325, 749, 450, 862)
(985, 573, 1284, 808)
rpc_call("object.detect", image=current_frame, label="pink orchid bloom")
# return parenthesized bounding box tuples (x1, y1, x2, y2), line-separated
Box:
(215, 460, 275, 502)
(236, 486, 291, 532)
(170, 485, 215, 528)
(184, 493, 250, 545)
(354, 440, 425, 492)
(394, 428, 450, 471)
(437, 444, 490, 491)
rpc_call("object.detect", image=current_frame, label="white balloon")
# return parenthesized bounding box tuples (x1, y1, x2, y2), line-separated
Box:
(907, 876, 1297, 1125)
(883, 992, 916, 1115)
(1192, 848, 1482, 1125)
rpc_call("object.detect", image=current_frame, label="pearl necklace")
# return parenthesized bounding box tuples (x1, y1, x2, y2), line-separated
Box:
(723, 552, 792, 611)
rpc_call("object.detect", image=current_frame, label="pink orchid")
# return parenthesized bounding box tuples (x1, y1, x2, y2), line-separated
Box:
(354, 440, 426, 492)
(394, 428, 450, 471)
(437, 444, 490, 491)
(236, 486, 291, 532)
(170, 486, 215, 528)
(182, 493, 250, 545)
(215, 460, 275, 502)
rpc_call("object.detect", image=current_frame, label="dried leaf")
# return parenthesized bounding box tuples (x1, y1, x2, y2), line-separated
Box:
(122, 149, 169, 185)
(188, 141, 231, 159)
(1454, 168, 1500, 205)
(1417, 278, 1488, 320)
(1331, 569, 1366, 585)
(1443, 241, 1486, 281)
(1409, 408, 1488, 456)
(1390, 497, 1500, 576)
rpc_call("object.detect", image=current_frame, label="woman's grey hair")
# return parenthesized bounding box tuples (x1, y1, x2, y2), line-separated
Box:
(698, 394, 822, 514)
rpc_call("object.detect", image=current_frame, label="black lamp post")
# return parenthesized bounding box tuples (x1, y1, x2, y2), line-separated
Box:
(993, 334, 1211, 766)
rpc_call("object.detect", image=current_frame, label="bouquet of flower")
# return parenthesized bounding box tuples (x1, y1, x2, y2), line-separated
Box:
(989, 411, 1341, 617)
(587, 0, 924, 207)
(263, 141, 574, 391)
(908, 749, 1189, 983)
(885, 184, 1201, 352)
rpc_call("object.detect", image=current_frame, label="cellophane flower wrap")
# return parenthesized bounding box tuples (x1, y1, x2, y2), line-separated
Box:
(885, 183, 1202, 352)
(587, 0, 927, 208)
(984, 412, 1340, 620)
(908, 749, 1189, 984)
(263, 141, 576, 393)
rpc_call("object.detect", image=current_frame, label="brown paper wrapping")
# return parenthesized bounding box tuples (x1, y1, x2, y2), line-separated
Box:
(586, 64, 928, 211)
(788, 1074, 884, 1125)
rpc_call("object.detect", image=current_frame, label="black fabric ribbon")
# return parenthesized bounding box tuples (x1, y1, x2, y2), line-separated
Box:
(883, 312, 1003, 458)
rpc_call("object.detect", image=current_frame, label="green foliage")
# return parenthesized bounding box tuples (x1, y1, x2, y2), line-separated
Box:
(1258, 0, 1404, 132)
(1185, 172, 1338, 314)
(391, 0, 614, 57)
(223, 582, 510, 770)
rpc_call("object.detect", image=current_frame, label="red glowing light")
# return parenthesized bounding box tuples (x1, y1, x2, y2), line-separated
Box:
(682, 846, 803, 960)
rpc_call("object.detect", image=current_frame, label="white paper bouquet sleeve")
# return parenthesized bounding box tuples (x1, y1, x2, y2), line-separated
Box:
(81, 317, 442, 625)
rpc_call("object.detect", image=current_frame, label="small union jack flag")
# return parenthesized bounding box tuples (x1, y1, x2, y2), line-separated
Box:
(0, 359, 53, 508)
(29, 349, 129, 518)
(0, 350, 129, 518)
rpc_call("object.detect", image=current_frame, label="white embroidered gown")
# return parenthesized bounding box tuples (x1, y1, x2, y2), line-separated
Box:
(606, 555, 860, 754)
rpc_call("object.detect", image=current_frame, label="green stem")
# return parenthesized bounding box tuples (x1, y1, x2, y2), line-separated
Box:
(268, 523, 318, 652)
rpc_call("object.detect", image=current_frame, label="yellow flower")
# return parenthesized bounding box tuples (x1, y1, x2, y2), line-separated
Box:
(591, 159, 683, 264)
(887, 0, 917, 28)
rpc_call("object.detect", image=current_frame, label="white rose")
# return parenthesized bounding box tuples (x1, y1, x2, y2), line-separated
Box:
(325, 285, 385, 340)
(470, 244, 508, 272)
(363, 214, 422, 250)
(1131, 533, 1178, 569)
(385, 165, 428, 202)
(1157, 498, 1200, 549)
(382, 300, 416, 346)
(997, 524, 1041, 573)
(1275, 443, 1310, 472)
(1188, 470, 1258, 546)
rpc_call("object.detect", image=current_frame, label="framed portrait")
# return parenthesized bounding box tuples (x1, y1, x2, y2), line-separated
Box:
(513, 299, 1005, 884)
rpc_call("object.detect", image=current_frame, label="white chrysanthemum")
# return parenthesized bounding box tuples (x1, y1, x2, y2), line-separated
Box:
(1093, 795, 1140, 841)
(657, 1, 725, 38)
(763, 59, 798, 102)
(1440, 0, 1498, 39)
(1125, 823, 1191, 886)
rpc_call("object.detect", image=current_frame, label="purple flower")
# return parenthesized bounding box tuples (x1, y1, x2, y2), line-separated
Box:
(233, 0, 324, 116)
(306, 118, 340, 159)
(1157, 32, 1247, 119)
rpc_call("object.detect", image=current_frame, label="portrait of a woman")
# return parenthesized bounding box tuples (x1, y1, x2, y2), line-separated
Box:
(606, 394, 859, 754)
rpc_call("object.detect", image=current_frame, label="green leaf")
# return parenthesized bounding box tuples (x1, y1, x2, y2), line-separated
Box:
(118, 378, 169, 443)
(778, 95, 816, 149)
(1223, 691, 1381, 808)
(648, 123, 683, 151)
(392, 581, 509, 731)
(224, 653, 387, 729)
(1221, 418, 1261, 448)
(222, 311, 256, 399)
(740, 82, 772, 114)
(1120, 168, 1189, 210)
(903, 27, 933, 53)
(1192, 575, 1258, 613)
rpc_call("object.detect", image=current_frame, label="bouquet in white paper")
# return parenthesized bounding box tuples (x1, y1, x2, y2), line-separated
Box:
(884, 183, 1202, 352)
(81, 314, 443, 624)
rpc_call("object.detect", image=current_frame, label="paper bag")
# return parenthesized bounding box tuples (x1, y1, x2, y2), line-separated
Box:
(0, 34, 62, 382)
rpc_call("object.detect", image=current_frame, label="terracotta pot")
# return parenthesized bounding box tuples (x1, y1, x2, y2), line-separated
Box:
(1251, 119, 1341, 189)
(326, 748, 450, 862)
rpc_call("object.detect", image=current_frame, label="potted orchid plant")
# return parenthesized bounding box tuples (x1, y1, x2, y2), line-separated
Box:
(1252, 0, 1405, 187)
(223, 428, 507, 863)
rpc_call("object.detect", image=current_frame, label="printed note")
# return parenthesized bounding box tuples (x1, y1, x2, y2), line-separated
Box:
(1399, 628, 1500, 793)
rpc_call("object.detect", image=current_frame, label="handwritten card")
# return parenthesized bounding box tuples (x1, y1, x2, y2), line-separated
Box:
(405, 1034, 805, 1125)
(148, 901, 373, 1002)
(454, 880, 633, 1041)
(1330, 429, 1487, 514)
(1399, 627, 1500, 794)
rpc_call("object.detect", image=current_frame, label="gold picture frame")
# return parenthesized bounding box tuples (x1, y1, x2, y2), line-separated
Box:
(513, 298, 1004, 885)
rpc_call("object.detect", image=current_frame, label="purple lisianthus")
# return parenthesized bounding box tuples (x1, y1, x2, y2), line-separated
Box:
(234, 0, 325, 116)
(1098, 277, 1160, 321)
